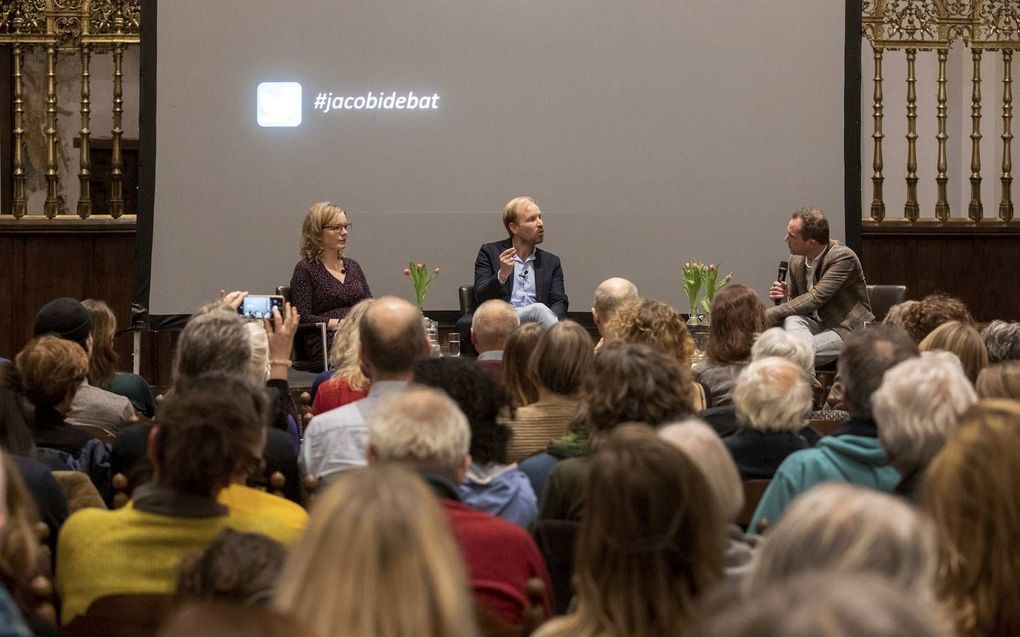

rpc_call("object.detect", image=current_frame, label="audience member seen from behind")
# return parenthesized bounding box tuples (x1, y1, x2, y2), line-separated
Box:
(32, 297, 135, 432)
(471, 299, 520, 379)
(275, 465, 479, 637)
(604, 298, 706, 410)
(871, 352, 977, 501)
(176, 529, 285, 606)
(975, 360, 1020, 399)
(980, 319, 1020, 363)
(749, 325, 918, 533)
(158, 603, 314, 637)
(413, 357, 537, 529)
(310, 299, 373, 415)
(111, 303, 304, 504)
(0, 450, 50, 635)
(919, 320, 989, 384)
(882, 299, 919, 330)
(659, 420, 758, 581)
(503, 323, 545, 408)
(507, 320, 593, 463)
(301, 296, 427, 483)
(534, 426, 724, 637)
(289, 201, 373, 363)
(81, 298, 156, 419)
(538, 341, 698, 523)
(698, 573, 952, 637)
(922, 400, 1020, 637)
(590, 277, 638, 350)
(56, 378, 296, 623)
(748, 483, 937, 600)
(15, 336, 110, 493)
(694, 284, 767, 406)
(726, 357, 812, 481)
(366, 388, 552, 626)
(0, 362, 69, 554)
(899, 293, 974, 343)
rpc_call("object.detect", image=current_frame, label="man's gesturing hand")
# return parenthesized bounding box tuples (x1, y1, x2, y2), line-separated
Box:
(498, 247, 517, 282)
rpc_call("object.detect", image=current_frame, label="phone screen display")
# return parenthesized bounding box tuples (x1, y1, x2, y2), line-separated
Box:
(238, 295, 283, 319)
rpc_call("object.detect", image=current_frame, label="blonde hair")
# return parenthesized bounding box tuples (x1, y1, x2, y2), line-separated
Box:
(299, 201, 346, 261)
(658, 419, 743, 523)
(327, 299, 373, 391)
(603, 299, 694, 367)
(502, 195, 537, 234)
(275, 466, 477, 637)
(748, 483, 937, 600)
(920, 320, 988, 384)
(922, 400, 1020, 637)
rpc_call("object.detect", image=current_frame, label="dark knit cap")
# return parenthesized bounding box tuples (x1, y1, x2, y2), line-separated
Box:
(33, 297, 93, 347)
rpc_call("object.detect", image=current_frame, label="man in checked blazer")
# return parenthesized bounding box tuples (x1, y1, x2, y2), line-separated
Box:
(766, 208, 874, 365)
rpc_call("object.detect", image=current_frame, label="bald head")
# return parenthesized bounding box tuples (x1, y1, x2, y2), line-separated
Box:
(471, 300, 520, 353)
(592, 277, 639, 335)
(359, 296, 427, 377)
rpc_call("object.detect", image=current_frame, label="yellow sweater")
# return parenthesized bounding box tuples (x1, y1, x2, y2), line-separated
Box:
(217, 484, 308, 545)
(56, 502, 298, 624)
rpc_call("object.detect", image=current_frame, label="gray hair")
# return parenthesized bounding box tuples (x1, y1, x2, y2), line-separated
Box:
(748, 483, 937, 601)
(751, 327, 814, 375)
(734, 358, 811, 432)
(872, 351, 977, 475)
(368, 387, 470, 479)
(733, 357, 812, 432)
(658, 419, 743, 523)
(175, 310, 251, 384)
(981, 320, 1020, 363)
(471, 300, 520, 350)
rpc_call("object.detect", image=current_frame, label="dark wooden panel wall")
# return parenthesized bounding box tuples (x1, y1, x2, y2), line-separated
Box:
(0, 220, 175, 387)
(861, 228, 1020, 322)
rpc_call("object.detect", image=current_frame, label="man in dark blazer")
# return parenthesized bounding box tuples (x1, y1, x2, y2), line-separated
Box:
(766, 208, 874, 365)
(472, 196, 568, 326)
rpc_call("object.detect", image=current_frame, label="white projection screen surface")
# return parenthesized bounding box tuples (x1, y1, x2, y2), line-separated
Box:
(146, 0, 851, 316)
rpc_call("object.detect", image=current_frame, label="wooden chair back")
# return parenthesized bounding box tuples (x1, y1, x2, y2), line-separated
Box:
(62, 594, 177, 637)
(736, 479, 771, 530)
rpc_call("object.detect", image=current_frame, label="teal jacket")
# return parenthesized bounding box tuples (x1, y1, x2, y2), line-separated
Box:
(749, 418, 900, 534)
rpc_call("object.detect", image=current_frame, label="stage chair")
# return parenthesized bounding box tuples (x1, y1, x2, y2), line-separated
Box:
(275, 285, 329, 373)
(456, 285, 479, 358)
(866, 284, 908, 322)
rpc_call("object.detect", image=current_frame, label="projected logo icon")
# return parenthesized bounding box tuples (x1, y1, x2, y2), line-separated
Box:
(257, 82, 302, 127)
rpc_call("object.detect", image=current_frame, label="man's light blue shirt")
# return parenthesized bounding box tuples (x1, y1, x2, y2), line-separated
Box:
(509, 252, 537, 309)
(300, 380, 408, 483)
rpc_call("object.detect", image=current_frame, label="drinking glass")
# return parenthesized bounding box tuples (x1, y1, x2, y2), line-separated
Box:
(447, 333, 461, 357)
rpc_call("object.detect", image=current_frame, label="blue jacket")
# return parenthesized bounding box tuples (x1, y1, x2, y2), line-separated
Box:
(749, 418, 900, 534)
(472, 239, 568, 317)
(459, 463, 538, 529)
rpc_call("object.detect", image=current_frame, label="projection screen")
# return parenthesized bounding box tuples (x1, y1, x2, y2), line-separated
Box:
(139, 0, 857, 319)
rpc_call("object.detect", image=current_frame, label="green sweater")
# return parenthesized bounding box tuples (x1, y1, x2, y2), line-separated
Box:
(56, 502, 295, 623)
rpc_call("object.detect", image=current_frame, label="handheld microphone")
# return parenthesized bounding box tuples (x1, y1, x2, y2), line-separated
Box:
(775, 261, 789, 306)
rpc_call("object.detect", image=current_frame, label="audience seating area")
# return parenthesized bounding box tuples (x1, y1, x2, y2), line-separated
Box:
(0, 288, 1016, 637)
